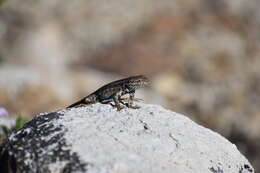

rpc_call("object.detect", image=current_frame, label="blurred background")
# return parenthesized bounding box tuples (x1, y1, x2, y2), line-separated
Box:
(0, 0, 259, 171)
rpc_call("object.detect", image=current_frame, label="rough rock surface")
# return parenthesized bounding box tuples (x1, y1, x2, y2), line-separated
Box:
(0, 103, 254, 173)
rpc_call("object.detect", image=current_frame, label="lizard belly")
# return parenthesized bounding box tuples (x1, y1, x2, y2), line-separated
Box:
(99, 94, 113, 101)
(98, 87, 122, 101)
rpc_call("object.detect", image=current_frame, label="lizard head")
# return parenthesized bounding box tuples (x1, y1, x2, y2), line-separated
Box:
(128, 75, 150, 90)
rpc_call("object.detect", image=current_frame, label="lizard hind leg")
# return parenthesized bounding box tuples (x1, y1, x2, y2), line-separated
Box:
(127, 92, 140, 109)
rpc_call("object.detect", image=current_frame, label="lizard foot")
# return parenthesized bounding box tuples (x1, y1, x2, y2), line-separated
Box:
(115, 104, 125, 111)
(120, 97, 144, 102)
(128, 105, 141, 109)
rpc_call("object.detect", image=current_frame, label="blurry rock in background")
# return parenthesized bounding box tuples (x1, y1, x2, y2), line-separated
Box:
(0, 0, 260, 171)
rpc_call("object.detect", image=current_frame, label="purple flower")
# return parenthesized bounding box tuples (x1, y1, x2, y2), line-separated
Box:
(0, 107, 9, 117)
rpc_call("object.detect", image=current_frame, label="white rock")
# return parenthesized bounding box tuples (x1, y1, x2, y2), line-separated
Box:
(54, 103, 254, 173)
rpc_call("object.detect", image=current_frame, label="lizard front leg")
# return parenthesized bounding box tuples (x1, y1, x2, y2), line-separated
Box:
(127, 92, 140, 109)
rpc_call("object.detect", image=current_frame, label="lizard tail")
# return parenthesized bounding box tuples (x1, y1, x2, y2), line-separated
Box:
(66, 94, 97, 108)
(66, 98, 86, 108)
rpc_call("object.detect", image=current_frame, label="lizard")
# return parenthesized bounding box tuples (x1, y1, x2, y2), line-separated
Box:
(66, 75, 150, 110)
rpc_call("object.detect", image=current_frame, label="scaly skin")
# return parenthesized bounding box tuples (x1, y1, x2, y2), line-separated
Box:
(67, 75, 150, 110)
